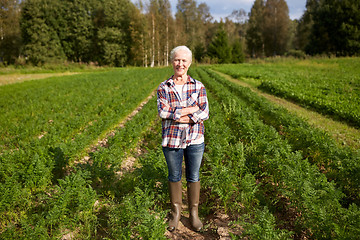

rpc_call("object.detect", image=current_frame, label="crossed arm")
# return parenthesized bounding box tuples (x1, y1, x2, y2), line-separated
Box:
(176, 106, 200, 123)
(157, 83, 208, 124)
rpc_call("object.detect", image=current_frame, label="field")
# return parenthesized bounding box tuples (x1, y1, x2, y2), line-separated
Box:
(212, 58, 360, 128)
(1, 58, 359, 239)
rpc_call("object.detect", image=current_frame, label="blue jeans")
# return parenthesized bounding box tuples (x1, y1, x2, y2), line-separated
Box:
(162, 142, 205, 183)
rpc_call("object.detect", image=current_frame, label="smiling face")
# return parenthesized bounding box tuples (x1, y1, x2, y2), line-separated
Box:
(172, 49, 192, 78)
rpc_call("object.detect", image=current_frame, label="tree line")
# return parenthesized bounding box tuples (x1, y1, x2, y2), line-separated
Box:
(0, 0, 359, 67)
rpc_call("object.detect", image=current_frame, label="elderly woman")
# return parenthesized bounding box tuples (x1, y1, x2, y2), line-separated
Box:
(157, 46, 209, 232)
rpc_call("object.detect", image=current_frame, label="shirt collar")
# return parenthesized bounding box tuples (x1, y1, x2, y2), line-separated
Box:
(166, 75, 195, 87)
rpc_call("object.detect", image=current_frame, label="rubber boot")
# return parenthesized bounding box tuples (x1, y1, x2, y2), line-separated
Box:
(187, 181, 203, 231)
(168, 181, 182, 232)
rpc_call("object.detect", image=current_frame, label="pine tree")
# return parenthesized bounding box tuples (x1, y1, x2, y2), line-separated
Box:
(231, 41, 245, 63)
(208, 26, 232, 63)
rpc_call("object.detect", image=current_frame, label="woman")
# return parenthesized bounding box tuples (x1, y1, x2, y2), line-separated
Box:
(157, 46, 209, 232)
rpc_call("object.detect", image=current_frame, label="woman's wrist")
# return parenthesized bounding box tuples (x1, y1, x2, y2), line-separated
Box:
(181, 106, 199, 116)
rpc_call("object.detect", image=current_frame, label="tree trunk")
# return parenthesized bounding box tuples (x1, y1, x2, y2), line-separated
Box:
(151, 14, 155, 68)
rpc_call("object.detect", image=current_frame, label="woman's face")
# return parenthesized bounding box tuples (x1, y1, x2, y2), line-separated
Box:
(172, 50, 191, 77)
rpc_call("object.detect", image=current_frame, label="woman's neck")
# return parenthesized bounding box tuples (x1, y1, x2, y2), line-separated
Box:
(173, 74, 187, 85)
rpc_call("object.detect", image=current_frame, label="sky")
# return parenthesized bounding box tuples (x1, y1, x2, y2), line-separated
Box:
(132, 0, 307, 21)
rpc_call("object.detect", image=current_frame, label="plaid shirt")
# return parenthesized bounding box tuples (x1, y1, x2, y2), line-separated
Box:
(157, 75, 209, 148)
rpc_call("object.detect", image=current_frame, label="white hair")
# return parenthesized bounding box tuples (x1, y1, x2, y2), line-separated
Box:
(170, 46, 192, 62)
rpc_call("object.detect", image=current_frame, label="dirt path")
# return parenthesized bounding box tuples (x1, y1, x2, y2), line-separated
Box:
(0, 72, 79, 86)
(165, 206, 242, 240)
(212, 70, 360, 149)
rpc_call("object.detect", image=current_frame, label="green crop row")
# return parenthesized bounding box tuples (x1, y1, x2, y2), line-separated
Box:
(204, 67, 360, 205)
(190, 68, 294, 239)
(1, 91, 168, 238)
(0, 68, 171, 237)
(0, 67, 170, 151)
(192, 67, 360, 239)
(211, 58, 360, 128)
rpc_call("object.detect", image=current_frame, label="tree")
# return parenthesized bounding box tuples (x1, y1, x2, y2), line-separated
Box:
(262, 0, 290, 56)
(127, 1, 148, 66)
(307, 0, 360, 56)
(60, 0, 95, 62)
(154, 0, 173, 66)
(175, 0, 212, 51)
(146, 0, 174, 67)
(246, 0, 265, 57)
(231, 40, 245, 63)
(208, 26, 232, 63)
(95, 0, 133, 66)
(296, 0, 318, 52)
(20, 0, 65, 65)
(0, 0, 22, 64)
(175, 0, 197, 49)
(194, 43, 205, 62)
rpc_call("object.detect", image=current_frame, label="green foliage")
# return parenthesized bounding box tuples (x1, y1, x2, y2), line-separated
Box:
(1, 171, 97, 239)
(231, 41, 245, 63)
(59, 0, 95, 62)
(284, 49, 306, 59)
(246, 0, 265, 57)
(241, 207, 293, 239)
(210, 62, 360, 203)
(208, 26, 232, 63)
(20, 0, 66, 65)
(97, 27, 127, 66)
(0, 0, 22, 65)
(263, 0, 291, 56)
(94, 0, 133, 66)
(0, 67, 171, 237)
(45, 171, 97, 235)
(306, 0, 360, 56)
(19, 0, 135, 65)
(108, 187, 166, 239)
(1, 64, 359, 239)
(193, 66, 360, 239)
(246, 0, 291, 57)
(213, 58, 360, 128)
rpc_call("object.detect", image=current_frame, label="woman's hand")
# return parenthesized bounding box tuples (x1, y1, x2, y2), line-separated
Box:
(180, 106, 199, 116)
(175, 115, 194, 123)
